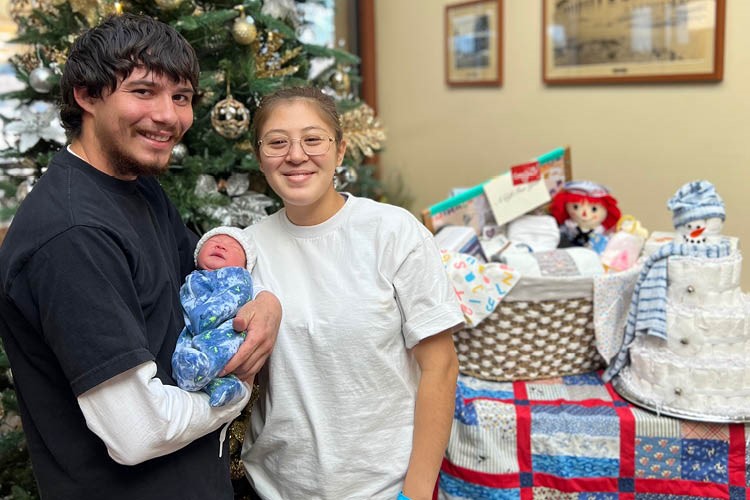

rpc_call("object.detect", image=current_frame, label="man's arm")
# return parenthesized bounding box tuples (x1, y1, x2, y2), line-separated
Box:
(78, 361, 249, 465)
(401, 327, 461, 500)
(223, 290, 282, 380)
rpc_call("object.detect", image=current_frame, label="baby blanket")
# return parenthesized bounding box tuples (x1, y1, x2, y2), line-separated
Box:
(172, 266, 253, 406)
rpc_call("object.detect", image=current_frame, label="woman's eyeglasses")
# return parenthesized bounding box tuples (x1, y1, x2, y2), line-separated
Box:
(258, 134, 334, 157)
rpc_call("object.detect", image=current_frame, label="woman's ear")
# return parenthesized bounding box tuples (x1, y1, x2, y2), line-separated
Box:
(336, 139, 347, 166)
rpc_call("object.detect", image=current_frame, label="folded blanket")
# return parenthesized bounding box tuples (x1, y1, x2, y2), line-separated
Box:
(499, 247, 604, 278)
(441, 250, 520, 327)
(506, 214, 560, 253)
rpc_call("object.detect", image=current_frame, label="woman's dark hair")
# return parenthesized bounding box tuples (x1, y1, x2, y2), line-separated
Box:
(59, 13, 200, 139)
(250, 86, 343, 158)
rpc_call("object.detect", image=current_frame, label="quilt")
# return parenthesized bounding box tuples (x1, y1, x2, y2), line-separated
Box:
(439, 371, 748, 500)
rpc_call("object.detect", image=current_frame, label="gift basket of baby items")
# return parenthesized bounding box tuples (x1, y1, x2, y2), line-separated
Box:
(425, 147, 647, 382)
(598, 180, 750, 423)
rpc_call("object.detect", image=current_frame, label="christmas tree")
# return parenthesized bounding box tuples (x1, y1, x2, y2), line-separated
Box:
(0, 0, 404, 233)
(0, 1, 408, 498)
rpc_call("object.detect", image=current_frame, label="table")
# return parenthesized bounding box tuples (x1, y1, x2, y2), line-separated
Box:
(439, 371, 749, 499)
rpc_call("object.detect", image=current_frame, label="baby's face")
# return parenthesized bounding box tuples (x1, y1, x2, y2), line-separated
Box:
(197, 234, 247, 270)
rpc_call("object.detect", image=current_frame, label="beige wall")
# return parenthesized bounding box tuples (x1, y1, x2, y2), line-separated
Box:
(375, 0, 750, 290)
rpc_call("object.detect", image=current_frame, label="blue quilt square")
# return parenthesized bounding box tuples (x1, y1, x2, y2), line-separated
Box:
(440, 472, 520, 500)
(563, 372, 602, 386)
(618, 477, 635, 492)
(519, 472, 533, 487)
(580, 494, 618, 500)
(456, 377, 515, 400)
(533, 455, 618, 478)
(730, 485, 746, 500)
(454, 390, 478, 425)
(531, 404, 618, 437)
(634, 437, 681, 479)
(681, 439, 729, 483)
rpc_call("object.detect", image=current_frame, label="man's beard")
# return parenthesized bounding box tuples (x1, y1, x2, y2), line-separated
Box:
(107, 143, 171, 178)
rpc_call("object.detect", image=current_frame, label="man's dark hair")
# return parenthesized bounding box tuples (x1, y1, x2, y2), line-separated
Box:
(59, 13, 200, 139)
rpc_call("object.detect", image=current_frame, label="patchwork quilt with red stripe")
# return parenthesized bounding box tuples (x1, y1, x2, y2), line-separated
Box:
(439, 371, 749, 499)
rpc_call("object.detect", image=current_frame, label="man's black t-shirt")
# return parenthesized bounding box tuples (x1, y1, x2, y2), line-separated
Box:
(0, 150, 233, 500)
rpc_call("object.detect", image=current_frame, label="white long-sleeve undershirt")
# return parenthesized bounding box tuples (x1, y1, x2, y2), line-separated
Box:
(78, 361, 249, 466)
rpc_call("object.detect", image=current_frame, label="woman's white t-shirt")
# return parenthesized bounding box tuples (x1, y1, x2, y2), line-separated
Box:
(241, 194, 463, 499)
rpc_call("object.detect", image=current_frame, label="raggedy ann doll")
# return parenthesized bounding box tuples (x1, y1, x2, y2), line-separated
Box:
(172, 226, 257, 407)
(549, 180, 621, 253)
(666, 180, 725, 244)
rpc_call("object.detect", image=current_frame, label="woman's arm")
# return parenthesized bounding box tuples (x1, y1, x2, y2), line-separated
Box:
(402, 326, 461, 500)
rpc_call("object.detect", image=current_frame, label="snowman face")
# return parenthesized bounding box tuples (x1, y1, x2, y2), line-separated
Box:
(677, 217, 723, 244)
(565, 200, 607, 231)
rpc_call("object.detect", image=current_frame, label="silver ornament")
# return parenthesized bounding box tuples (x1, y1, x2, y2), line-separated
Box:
(343, 166, 358, 185)
(29, 66, 55, 94)
(170, 143, 188, 164)
(334, 165, 357, 191)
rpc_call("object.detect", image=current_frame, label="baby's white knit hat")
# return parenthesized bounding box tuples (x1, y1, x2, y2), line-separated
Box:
(194, 226, 257, 271)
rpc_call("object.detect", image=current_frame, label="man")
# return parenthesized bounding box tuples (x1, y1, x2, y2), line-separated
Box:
(0, 14, 279, 500)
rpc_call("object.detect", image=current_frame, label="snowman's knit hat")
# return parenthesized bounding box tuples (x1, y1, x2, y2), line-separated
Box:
(667, 180, 725, 229)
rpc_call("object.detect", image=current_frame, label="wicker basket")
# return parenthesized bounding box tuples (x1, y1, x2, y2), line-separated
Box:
(453, 275, 605, 382)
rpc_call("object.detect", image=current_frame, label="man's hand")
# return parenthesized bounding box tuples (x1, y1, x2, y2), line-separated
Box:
(220, 291, 281, 381)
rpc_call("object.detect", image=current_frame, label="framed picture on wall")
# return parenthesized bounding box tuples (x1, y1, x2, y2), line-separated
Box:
(445, 0, 502, 87)
(542, 0, 725, 84)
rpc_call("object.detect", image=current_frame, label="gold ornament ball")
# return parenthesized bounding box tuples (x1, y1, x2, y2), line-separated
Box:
(331, 68, 351, 94)
(232, 16, 257, 45)
(154, 0, 182, 10)
(210, 96, 250, 139)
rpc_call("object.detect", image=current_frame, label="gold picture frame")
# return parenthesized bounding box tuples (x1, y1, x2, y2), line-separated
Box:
(542, 0, 725, 84)
(445, 0, 502, 87)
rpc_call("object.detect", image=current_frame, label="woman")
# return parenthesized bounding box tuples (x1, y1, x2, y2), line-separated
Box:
(241, 86, 464, 500)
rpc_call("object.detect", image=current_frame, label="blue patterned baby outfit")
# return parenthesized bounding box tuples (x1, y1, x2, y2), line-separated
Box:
(172, 266, 253, 406)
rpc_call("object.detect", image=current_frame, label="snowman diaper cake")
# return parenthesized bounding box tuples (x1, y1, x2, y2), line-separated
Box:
(604, 180, 749, 422)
